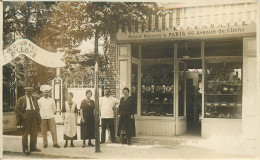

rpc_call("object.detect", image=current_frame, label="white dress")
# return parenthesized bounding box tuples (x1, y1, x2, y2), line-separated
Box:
(62, 101, 77, 140)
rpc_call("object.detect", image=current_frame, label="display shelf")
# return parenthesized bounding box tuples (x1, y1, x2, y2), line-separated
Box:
(205, 104, 241, 107)
(142, 92, 173, 94)
(142, 103, 173, 105)
(205, 94, 242, 96)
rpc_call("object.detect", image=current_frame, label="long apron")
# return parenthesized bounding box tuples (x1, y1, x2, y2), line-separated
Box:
(64, 102, 77, 139)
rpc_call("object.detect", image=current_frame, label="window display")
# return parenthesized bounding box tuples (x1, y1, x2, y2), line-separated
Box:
(204, 60, 242, 118)
(141, 63, 174, 116)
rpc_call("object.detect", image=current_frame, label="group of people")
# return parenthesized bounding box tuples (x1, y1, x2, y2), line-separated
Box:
(15, 85, 136, 155)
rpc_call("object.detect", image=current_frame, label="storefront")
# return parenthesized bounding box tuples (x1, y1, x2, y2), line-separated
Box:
(115, 2, 258, 138)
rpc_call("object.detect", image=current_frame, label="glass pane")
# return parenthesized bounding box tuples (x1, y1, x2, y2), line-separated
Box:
(131, 63, 138, 114)
(178, 62, 185, 116)
(131, 44, 139, 58)
(142, 43, 174, 59)
(141, 43, 174, 117)
(178, 41, 201, 58)
(205, 39, 242, 57)
(204, 59, 242, 119)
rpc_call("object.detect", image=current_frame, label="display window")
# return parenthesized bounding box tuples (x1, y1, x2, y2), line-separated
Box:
(140, 43, 174, 116)
(204, 39, 243, 119)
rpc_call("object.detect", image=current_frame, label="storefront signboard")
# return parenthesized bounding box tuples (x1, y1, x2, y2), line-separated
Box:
(117, 22, 256, 42)
(2, 39, 66, 68)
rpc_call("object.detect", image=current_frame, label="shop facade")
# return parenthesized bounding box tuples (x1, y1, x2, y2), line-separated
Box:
(114, 0, 259, 143)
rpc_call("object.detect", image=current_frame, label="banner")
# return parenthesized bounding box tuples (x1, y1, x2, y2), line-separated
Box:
(2, 39, 66, 68)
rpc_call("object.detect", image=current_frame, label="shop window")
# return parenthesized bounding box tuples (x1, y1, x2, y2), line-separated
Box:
(131, 63, 138, 114)
(177, 41, 201, 58)
(131, 44, 139, 58)
(204, 58, 242, 119)
(205, 39, 242, 57)
(141, 43, 174, 117)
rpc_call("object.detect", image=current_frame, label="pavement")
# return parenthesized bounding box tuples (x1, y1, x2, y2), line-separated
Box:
(2, 115, 259, 159)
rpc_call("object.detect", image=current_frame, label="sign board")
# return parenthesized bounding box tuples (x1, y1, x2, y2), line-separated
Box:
(2, 39, 66, 68)
(117, 22, 256, 42)
(67, 88, 102, 108)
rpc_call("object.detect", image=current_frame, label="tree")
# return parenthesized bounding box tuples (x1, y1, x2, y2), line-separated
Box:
(3, 1, 54, 48)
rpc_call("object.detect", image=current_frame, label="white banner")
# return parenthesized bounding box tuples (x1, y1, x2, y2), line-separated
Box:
(2, 39, 66, 68)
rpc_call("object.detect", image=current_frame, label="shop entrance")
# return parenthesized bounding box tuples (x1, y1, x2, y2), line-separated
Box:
(179, 59, 202, 136)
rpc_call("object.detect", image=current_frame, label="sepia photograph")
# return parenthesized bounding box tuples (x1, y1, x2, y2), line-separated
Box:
(1, 0, 260, 159)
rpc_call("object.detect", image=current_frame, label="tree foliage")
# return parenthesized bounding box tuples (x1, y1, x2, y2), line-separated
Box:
(3, 1, 56, 89)
(3, 2, 164, 88)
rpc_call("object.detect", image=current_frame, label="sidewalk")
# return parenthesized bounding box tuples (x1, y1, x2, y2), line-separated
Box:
(2, 125, 258, 159)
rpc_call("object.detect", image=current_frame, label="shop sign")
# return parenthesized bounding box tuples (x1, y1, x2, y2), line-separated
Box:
(2, 39, 66, 68)
(117, 22, 256, 41)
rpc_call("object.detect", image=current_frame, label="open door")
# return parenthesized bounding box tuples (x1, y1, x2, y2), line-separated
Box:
(175, 59, 202, 136)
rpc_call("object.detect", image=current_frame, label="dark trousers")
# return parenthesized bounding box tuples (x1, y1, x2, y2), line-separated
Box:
(101, 118, 116, 143)
(22, 110, 38, 152)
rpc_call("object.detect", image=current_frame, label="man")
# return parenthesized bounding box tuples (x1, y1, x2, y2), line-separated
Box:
(99, 88, 120, 143)
(15, 86, 42, 155)
(38, 85, 60, 148)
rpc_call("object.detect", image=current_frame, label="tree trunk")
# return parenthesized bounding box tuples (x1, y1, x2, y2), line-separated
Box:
(94, 31, 101, 153)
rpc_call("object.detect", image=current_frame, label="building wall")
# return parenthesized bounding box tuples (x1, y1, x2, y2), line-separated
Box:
(104, 36, 117, 96)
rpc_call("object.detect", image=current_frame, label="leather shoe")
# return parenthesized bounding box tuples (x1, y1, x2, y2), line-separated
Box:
(31, 148, 41, 152)
(53, 144, 60, 148)
(43, 144, 48, 148)
(88, 142, 95, 146)
(70, 143, 75, 147)
(24, 150, 30, 155)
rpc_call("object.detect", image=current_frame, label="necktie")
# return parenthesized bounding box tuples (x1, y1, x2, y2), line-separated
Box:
(29, 97, 34, 110)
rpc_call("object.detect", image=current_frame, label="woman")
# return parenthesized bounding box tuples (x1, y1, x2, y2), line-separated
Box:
(62, 92, 78, 148)
(117, 87, 136, 145)
(80, 90, 95, 147)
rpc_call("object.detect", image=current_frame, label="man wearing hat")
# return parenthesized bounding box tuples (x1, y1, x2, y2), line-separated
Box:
(38, 85, 60, 148)
(15, 86, 42, 155)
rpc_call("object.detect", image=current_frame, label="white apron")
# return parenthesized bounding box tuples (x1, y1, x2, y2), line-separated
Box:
(64, 101, 77, 138)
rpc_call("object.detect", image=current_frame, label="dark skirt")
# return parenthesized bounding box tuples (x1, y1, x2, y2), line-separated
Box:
(117, 112, 136, 137)
(80, 119, 95, 139)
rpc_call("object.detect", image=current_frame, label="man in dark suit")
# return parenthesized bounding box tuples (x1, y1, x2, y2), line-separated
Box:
(15, 86, 42, 155)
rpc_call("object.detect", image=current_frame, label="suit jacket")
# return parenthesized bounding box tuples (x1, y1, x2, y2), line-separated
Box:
(15, 95, 42, 126)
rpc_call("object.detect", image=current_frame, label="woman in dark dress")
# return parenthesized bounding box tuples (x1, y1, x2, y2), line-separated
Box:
(118, 87, 136, 145)
(80, 90, 95, 147)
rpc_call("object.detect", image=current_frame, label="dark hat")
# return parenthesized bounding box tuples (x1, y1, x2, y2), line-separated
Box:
(24, 87, 34, 91)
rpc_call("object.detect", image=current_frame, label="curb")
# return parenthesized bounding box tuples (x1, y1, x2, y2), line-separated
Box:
(3, 151, 93, 159)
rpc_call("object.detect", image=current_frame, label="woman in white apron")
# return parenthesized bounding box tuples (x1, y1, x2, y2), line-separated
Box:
(62, 92, 78, 147)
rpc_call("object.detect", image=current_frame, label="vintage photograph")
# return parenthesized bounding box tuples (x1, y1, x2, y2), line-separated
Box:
(1, 0, 260, 159)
